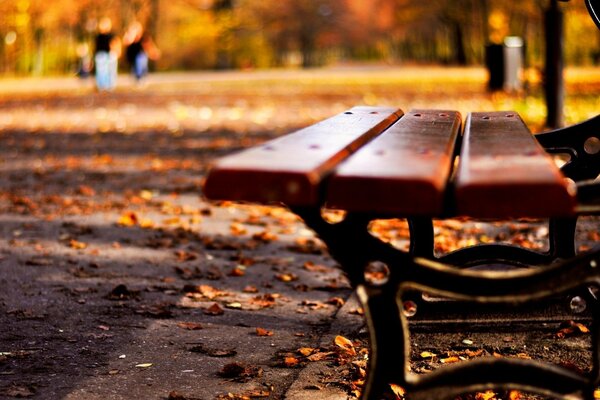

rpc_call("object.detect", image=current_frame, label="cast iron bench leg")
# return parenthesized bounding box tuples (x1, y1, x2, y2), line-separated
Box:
(293, 206, 600, 400)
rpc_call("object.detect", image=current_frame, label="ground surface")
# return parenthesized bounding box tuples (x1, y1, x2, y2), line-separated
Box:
(0, 67, 598, 400)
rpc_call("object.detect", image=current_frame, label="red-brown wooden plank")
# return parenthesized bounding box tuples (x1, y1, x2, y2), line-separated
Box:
(454, 112, 577, 218)
(203, 106, 403, 206)
(326, 109, 462, 215)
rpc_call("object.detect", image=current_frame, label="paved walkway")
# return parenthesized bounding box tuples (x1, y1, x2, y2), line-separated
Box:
(0, 70, 598, 399)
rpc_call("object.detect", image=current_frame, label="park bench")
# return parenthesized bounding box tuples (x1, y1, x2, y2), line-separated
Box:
(204, 2, 600, 399)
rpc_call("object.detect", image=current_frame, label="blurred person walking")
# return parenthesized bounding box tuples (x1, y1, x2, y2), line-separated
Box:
(123, 22, 161, 83)
(94, 17, 121, 91)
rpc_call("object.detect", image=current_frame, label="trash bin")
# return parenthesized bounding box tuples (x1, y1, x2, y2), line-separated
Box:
(485, 43, 504, 91)
(503, 36, 524, 91)
(485, 36, 524, 92)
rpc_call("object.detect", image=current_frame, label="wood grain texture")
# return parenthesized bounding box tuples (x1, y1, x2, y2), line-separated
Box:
(326, 110, 462, 215)
(203, 106, 403, 206)
(455, 112, 577, 218)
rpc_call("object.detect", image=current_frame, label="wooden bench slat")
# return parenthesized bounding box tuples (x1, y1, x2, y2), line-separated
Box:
(454, 112, 577, 218)
(326, 109, 462, 215)
(203, 106, 402, 206)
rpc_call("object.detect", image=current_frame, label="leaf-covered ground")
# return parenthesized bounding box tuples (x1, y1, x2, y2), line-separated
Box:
(0, 67, 598, 399)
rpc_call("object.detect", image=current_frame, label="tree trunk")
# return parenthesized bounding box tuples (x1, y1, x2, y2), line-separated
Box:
(453, 22, 468, 65)
(544, 0, 564, 128)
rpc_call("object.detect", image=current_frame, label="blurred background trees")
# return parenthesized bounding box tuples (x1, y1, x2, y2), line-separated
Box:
(0, 0, 598, 75)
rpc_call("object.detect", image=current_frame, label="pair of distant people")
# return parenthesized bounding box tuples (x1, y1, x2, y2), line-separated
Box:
(93, 17, 161, 91)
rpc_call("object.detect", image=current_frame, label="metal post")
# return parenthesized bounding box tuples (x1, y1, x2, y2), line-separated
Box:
(545, 0, 565, 128)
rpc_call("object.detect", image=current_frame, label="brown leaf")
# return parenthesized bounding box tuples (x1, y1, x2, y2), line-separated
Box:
(177, 322, 203, 330)
(218, 362, 262, 382)
(228, 266, 246, 277)
(307, 351, 334, 362)
(327, 297, 345, 307)
(203, 303, 224, 316)
(189, 344, 237, 357)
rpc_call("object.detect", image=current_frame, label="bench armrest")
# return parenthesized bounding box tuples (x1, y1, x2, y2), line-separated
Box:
(535, 114, 600, 181)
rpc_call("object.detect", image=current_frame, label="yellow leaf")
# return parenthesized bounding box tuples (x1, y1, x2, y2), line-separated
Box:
(135, 363, 153, 368)
(420, 351, 436, 358)
(139, 190, 153, 200)
(298, 347, 314, 356)
(117, 211, 138, 227)
(476, 391, 497, 400)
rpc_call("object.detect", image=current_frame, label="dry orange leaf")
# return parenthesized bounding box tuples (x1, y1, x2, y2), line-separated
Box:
(229, 266, 246, 277)
(204, 303, 224, 316)
(117, 211, 138, 227)
(256, 327, 273, 337)
(275, 273, 298, 282)
(476, 391, 497, 400)
(440, 356, 460, 364)
(334, 335, 356, 356)
(69, 239, 87, 250)
(297, 347, 314, 356)
(509, 391, 522, 400)
(284, 356, 299, 367)
(389, 384, 405, 399)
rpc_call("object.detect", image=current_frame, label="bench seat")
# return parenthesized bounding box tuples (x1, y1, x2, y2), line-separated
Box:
(204, 108, 577, 218)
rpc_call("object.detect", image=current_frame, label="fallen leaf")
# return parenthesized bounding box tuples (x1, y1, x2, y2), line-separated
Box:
(327, 297, 345, 307)
(298, 347, 315, 356)
(390, 384, 405, 399)
(189, 344, 237, 357)
(275, 273, 298, 282)
(334, 335, 356, 356)
(476, 391, 497, 400)
(135, 363, 153, 368)
(177, 322, 203, 330)
(307, 351, 334, 361)
(284, 356, 300, 367)
(256, 327, 273, 337)
(440, 356, 460, 364)
(218, 362, 262, 382)
(69, 239, 87, 250)
(228, 266, 246, 277)
(243, 285, 259, 293)
(420, 351, 436, 359)
(117, 211, 138, 227)
(204, 303, 225, 316)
